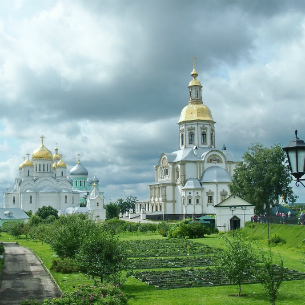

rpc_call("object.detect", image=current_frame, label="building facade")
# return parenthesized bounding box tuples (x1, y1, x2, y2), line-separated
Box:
(136, 62, 239, 219)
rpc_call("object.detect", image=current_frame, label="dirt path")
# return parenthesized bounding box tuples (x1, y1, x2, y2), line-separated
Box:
(0, 242, 61, 305)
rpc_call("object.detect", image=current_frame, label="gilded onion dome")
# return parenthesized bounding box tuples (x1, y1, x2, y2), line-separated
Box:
(53, 144, 61, 161)
(32, 136, 53, 160)
(57, 158, 67, 168)
(23, 154, 34, 167)
(53, 162, 57, 169)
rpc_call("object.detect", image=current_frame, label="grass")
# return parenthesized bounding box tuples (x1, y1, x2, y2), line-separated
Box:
(1, 224, 305, 304)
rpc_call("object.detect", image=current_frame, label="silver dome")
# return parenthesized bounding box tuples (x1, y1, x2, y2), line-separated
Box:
(69, 162, 88, 176)
(200, 166, 232, 183)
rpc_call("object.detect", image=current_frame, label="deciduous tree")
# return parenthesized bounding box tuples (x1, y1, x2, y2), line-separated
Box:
(76, 232, 128, 284)
(230, 143, 296, 213)
(218, 234, 258, 297)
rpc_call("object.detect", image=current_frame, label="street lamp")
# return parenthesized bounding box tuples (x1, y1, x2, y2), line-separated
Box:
(283, 130, 305, 187)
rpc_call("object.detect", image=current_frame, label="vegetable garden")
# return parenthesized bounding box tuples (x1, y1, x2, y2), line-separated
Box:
(123, 239, 305, 290)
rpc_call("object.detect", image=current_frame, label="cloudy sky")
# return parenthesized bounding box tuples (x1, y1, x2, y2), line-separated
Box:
(1, 0, 305, 205)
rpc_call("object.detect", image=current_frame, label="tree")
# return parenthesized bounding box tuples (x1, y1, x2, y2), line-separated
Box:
(2, 221, 24, 238)
(36, 206, 59, 220)
(76, 232, 128, 284)
(255, 250, 286, 305)
(48, 214, 99, 258)
(117, 196, 137, 214)
(218, 234, 258, 297)
(230, 143, 296, 213)
(106, 202, 120, 219)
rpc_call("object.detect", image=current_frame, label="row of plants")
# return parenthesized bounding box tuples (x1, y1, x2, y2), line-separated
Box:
(122, 238, 218, 257)
(128, 256, 216, 269)
(133, 265, 305, 290)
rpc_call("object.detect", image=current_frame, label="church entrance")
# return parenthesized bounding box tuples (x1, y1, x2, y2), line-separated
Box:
(230, 215, 240, 231)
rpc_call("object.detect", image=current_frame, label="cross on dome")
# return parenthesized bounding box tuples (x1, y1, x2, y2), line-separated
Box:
(40, 135, 45, 144)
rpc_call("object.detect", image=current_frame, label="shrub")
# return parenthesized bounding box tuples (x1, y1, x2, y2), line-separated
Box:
(21, 283, 127, 304)
(50, 258, 79, 273)
(158, 222, 173, 237)
(169, 221, 210, 239)
(270, 235, 286, 245)
(0, 243, 4, 255)
(213, 227, 219, 234)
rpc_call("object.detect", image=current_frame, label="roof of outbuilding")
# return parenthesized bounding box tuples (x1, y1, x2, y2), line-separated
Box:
(0, 208, 30, 220)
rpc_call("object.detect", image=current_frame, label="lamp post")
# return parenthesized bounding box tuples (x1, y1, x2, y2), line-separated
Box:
(283, 130, 305, 187)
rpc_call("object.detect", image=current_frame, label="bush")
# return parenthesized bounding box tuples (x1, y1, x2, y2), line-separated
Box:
(213, 227, 219, 234)
(270, 234, 286, 245)
(158, 222, 173, 237)
(21, 283, 127, 304)
(50, 258, 79, 273)
(0, 243, 4, 255)
(169, 220, 210, 239)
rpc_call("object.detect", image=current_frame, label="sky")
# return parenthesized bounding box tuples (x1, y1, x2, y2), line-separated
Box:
(1, 0, 305, 205)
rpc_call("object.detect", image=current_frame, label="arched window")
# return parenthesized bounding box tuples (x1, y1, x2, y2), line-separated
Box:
(30, 195, 32, 204)
(97, 202, 99, 207)
(39, 164, 41, 171)
(210, 132, 214, 146)
(189, 132, 194, 144)
(181, 133, 184, 146)
(72, 197, 74, 205)
(28, 170, 29, 176)
(35, 164, 37, 171)
(61, 171, 63, 177)
(65, 195, 67, 203)
(196, 90, 199, 98)
(13, 196, 15, 204)
(201, 132, 206, 144)
(80, 181, 82, 186)
(43, 164, 45, 171)
(47, 164, 48, 171)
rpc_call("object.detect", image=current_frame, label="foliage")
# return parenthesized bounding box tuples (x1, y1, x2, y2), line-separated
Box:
(158, 222, 172, 237)
(21, 283, 127, 305)
(28, 215, 43, 226)
(50, 258, 79, 273)
(255, 250, 286, 305)
(24, 210, 33, 217)
(229, 143, 296, 213)
(29, 223, 52, 244)
(169, 220, 211, 239)
(116, 196, 137, 214)
(76, 232, 128, 284)
(105, 202, 120, 219)
(218, 234, 258, 296)
(2, 220, 24, 237)
(48, 214, 99, 258)
(36, 206, 59, 220)
(269, 234, 286, 245)
(0, 243, 4, 255)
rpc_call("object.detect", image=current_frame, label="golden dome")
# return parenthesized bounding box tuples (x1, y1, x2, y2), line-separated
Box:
(53, 162, 57, 169)
(32, 144, 53, 159)
(189, 78, 201, 86)
(53, 144, 61, 160)
(32, 136, 52, 160)
(56, 159, 67, 168)
(178, 104, 214, 123)
(19, 157, 25, 170)
(22, 158, 34, 167)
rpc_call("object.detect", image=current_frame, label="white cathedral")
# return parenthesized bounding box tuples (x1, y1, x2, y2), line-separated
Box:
(136, 62, 245, 221)
(3, 136, 105, 220)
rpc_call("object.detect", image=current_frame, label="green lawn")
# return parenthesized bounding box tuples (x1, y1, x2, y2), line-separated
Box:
(0, 225, 305, 304)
